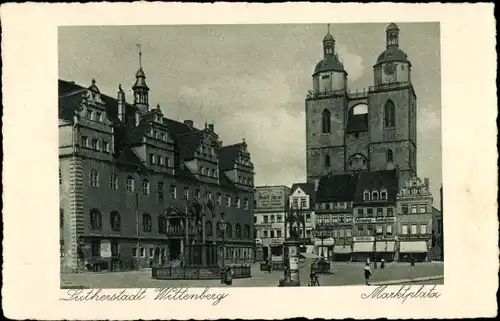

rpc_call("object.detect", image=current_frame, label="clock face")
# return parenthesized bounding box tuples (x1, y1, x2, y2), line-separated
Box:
(384, 63, 396, 75)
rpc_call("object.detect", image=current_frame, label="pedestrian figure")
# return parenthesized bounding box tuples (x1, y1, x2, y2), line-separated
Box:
(364, 262, 372, 285)
(381, 258, 386, 269)
(309, 259, 320, 286)
(284, 266, 289, 280)
(410, 255, 415, 267)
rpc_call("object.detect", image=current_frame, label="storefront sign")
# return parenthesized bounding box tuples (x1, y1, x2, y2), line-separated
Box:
(375, 236, 396, 241)
(398, 234, 431, 240)
(100, 240, 111, 258)
(255, 223, 273, 229)
(376, 216, 396, 222)
(355, 218, 375, 224)
(352, 236, 375, 242)
(355, 217, 396, 224)
(256, 187, 285, 210)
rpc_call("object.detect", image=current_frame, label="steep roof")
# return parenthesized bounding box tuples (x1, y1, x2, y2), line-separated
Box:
(354, 170, 399, 203)
(177, 131, 203, 161)
(346, 114, 368, 133)
(218, 143, 245, 171)
(316, 174, 358, 202)
(291, 182, 316, 204)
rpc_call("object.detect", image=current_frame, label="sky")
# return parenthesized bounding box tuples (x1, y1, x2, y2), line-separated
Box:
(59, 23, 442, 209)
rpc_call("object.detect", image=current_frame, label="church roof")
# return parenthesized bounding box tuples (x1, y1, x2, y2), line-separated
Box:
(346, 114, 368, 133)
(386, 22, 399, 31)
(375, 47, 410, 66)
(314, 56, 346, 75)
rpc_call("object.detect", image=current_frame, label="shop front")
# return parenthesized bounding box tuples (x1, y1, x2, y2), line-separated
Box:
(313, 237, 334, 260)
(332, 244, 352, 261)
(398, 236, 430, 262)
(375, 239, 396, 262)
(351, 237, 375, 262)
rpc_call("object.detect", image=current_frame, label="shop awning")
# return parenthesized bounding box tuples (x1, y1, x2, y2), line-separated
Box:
(399, 241, 428, 253)
(314, 238, 334, 246)
(352, 242, 374, 253)
(333, 245, 352, 254)
(375, 241, 396, 252)
(300, 252, 321, 259)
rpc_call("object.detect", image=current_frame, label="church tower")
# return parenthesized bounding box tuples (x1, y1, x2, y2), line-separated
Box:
(368, 23, 417, 186)
(132, 44, 150, 113)
(305, 25, 349, 183)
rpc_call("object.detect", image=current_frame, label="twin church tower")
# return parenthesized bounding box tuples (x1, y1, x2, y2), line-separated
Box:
(305, 23, 417, 187)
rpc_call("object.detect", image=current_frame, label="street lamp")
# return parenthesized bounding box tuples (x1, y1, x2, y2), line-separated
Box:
(219, 212, 227, 266)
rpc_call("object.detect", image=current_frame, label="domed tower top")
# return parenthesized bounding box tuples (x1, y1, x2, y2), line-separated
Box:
(132, 44, 150, 112)
(374, 22, 410, 67)
(313, 24, 346, 76)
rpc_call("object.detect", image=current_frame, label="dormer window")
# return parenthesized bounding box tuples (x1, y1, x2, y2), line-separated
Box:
(363, 190, 370, 201)
(372, 190, 379, 200)
(380, 189, 388, 200)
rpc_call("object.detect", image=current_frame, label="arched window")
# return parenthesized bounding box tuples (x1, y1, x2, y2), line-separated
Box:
(325, 154, 331, 167)
(226, 223, 233, 238)
(363, 190, 370, 201)
(387, 149, 394, 163)
(89, 169, 99, 187)
(143, 213, 152, 232)
(110, 211, 121, 231)
(158, 215, 167, 234)
(90, 209, 102, 229)
(142, 179, 150, 195)
(235, 223, 242, 238)
(322, 109, 331, 133)
(384, 101, 395, 127)
(206, 220, 213, 237)
(372, 190, 379, 200)
(380, 189, 388, 200)
(243, 225, 250, 238)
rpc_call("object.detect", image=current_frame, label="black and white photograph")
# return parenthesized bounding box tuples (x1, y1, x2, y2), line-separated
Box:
(58, 22, 444, 289)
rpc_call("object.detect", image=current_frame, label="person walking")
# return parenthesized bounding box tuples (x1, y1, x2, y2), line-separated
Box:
(410, 255, 415, 267)
(364, 262, 372, 285)
(309, 259, 320, 286)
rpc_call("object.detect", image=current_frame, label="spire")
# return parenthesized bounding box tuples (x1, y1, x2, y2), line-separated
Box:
(137, 44, 142, 69)
(133, 43, 149, 112)
(323, 23, 335, 57)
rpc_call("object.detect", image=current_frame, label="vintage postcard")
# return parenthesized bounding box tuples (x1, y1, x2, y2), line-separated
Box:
(1, 2, 497, 320)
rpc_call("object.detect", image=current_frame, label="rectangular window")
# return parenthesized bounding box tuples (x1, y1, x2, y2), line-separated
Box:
(225, 195, 231, 207)
(387, 208, 394, 216)
(338, 229, 345, 238)
(419, 205, 427, 213)
(270, 230, 275, 238)
(263, 230, 268, 238)
(316, 216, 323, 225)
(357, 225, 363, 236)
(200, 166, 205, 175)
(332, 216, 338, 224)
(140, 248, 145, 257)
(109, 174, 118, 190)
(420, 224, 427, 234)
(346, 215, 352, 223)
(401, 225, 408, 235)
(236, 197, 240, 208)
(103, 141, 109, 153)
(95, 112, 102, 122)
(325, 216, 331, 224)
(292, 198, 299, 208)
(132, 248, 137, 257)
(366, 226, 374, 236)
(270, 215, 275, 223)
(92, 139, 99, 150)
(402, 205, 409, 214)
(411, 205, 418, 214)
(411, 224, 418, 235)
(183, 188, 189, 200)
(159, 156, 164, 166)
(387, 225, 393, 235)
(81, 136, 88, 148)
(165, 157, 170, 167)
(111, 243, 119, 256)
(170, 185, 177, 199)
(149, 154, 156, 165)
(244, 199, 249, 210)
(91, 240, 101, 257)
(366, 208, 373, 217)
(306, 214, 311, 222)
(300, 197, 307, 209)
(149, 248, 154, 258)
(263, 215, 268, 223)
(357, 209, 364, 217)
(339, 215, 345, 223)
(376, 208, 383, 217)
(325, 203, 330, 210)
(375, 225, 383, 234)
(126, 177, 134, 192)
(216, 194, 221, 206)
(159, 133, 165, 141)
(346, 229, 352, 238)
(196, 189, 201, 199)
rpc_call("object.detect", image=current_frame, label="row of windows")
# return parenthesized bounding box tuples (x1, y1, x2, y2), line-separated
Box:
(401, 224, 428, 235)
(149, 154, 171, 167)
(197, 145, 215, 157)
(316, 202, 351, 210)
(87, 171, 250, 210)
(81, 136, 110, 153)
(402, 204, 427, 214)
(199, 166, 218, 178)
(363, 189, 389, 201)
(356, 224, 394, 236)
(357, 207, 394, 217)
(255, 214, 312, 224)
(238, 176, 252, 185)
(316, 215, 353, 225)
(291, 196, 308, 209)
(85, 109, 106, 123)
(149, 129, 169, 142)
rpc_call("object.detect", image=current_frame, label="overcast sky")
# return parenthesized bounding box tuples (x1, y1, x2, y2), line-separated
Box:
(59, 22, 442, 208)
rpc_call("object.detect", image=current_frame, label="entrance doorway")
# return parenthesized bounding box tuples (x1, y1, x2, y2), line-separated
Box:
(263, 246, 269, 260)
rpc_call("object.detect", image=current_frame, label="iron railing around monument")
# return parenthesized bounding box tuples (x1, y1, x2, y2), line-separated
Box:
(152, 264, 252, 280)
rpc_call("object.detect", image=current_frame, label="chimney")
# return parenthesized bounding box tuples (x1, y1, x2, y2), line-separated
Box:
(117, 84, 125, 122)
(135, 112, 140, 127)
(424, 177, 430, 188)
(208, 123, 214, 133)
(184, 120, 194, 129)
